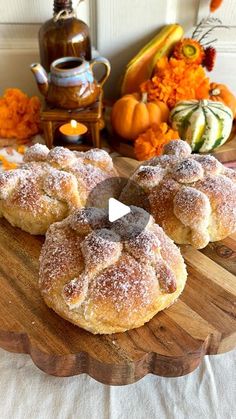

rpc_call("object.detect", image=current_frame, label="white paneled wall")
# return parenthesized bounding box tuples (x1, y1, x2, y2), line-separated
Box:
(0, 0, 90, 23)
(0, 0, 58, 23)
(0, 0, 235, 97)
(96, 0, 177, 97)
(96, 0, 204, 96)
(0, 0, 90, 48)
(198, 0, 236, 25)
(0, 50, 40, 95)
(0, 0, 90, 95)
(95, 0, 236, 97)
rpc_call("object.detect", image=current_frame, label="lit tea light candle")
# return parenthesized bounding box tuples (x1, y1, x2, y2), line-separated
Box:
(59, 120, 88, 143)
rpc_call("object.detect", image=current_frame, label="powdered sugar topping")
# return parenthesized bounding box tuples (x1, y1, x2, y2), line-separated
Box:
(23, 143, 49, 162)
(81, 228, 122, 271)
(172, 158, 204, 183)
(192, 154, 222, 175)
(122, 139, 236, 249)
(85, 149, 113, 169)
(133, 165, 166, 188)
(163, 139, 191, 158)
(0, 146, 117, 231)
(88, 255, 157, 312)
(40, 205, 182, 319)
(174, 187, 211, 227)
(47, 147, 77, 168)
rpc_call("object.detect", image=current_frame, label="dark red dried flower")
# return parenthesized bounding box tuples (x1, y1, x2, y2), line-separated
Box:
(203, 46, 217, 71)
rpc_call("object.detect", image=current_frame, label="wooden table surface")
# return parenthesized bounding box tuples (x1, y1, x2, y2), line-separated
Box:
(0, 157, 235, 385)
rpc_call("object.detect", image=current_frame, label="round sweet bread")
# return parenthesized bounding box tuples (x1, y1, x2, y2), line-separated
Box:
(39, 207, 187, 334)
(120, 140, 236, 249)
(0, 144, 119, 234)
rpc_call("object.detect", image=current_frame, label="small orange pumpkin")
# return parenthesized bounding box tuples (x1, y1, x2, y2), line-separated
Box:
(210, 82, 236, 118)
(111, 92, 169, 140)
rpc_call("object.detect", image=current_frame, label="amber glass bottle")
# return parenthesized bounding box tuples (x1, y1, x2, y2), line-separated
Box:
(39, 0, 91, 72)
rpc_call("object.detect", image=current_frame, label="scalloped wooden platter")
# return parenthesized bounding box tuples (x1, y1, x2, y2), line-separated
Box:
(0, 156, 236, 385)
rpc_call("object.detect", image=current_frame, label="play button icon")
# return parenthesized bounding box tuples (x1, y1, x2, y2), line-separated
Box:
(85, 176, 151, 242)
(108, 198, 130, 222)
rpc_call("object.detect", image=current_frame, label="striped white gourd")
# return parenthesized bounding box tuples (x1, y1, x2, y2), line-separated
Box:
(170, 99, 233, 153)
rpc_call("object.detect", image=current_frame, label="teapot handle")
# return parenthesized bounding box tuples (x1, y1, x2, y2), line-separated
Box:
(90, 56, 111, 87)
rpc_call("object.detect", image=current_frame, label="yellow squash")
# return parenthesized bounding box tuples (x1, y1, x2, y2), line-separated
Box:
(121, 24, 184, 96)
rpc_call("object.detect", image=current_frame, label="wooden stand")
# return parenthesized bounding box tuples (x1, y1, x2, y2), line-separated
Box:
(40, 92, 104, 151)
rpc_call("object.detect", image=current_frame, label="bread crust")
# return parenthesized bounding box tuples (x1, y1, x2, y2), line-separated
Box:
(120, 140, 236, 249)
(39, 207, 187, 334)
(0, 145, 119, 234)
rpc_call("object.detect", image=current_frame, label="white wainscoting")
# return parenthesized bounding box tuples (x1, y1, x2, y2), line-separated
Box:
(0, 49, 40, 96)
(95, 0, 182, 97)
(95, 0, 236, 97)
(0, 0, 90, 24)
(0, 0, 235, 98)
(0, 0, 90, 96)
(193, 0, 236, 94)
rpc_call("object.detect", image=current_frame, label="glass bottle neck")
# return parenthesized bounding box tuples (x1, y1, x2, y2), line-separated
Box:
(53, 0, 73, 14)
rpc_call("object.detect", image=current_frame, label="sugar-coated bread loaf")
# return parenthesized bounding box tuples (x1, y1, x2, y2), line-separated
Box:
(120, 140, 236, 249)
(39, 207, 187, 334)
(0, 144, 119, 234)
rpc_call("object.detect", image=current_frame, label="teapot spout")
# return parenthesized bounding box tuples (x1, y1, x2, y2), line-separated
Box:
(31, 63, 49, 96)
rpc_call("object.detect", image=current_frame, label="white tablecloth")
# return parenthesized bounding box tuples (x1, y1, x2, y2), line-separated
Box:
(0, 348, 235, 419)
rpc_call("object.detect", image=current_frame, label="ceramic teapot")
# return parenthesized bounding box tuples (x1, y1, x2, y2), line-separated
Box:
(31, 56, 111, 109)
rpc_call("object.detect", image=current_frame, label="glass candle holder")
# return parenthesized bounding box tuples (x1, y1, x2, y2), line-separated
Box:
(59, 119, 88, 143)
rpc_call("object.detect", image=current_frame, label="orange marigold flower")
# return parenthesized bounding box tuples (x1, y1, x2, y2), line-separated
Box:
(140, 57, 210, 109)
(134, 123, 179, 161)
(173, 38, 205, 65)
(0, 88, 41, 140)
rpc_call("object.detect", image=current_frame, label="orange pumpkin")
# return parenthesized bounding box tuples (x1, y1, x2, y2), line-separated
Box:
(111, 93, 169, 140)
(210, 82, 236, 118)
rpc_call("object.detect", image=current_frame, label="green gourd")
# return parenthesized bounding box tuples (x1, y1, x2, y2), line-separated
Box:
(170, 99, 233, 153)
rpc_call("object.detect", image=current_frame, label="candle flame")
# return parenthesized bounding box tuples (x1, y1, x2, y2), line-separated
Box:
(71, 120, 78, 129)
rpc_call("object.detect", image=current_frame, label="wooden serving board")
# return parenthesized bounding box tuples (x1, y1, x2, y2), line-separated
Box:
(0, 157, 236, 385)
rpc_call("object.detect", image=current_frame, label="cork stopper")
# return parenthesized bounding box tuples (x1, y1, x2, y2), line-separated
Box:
(53, 0, 73, 13)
